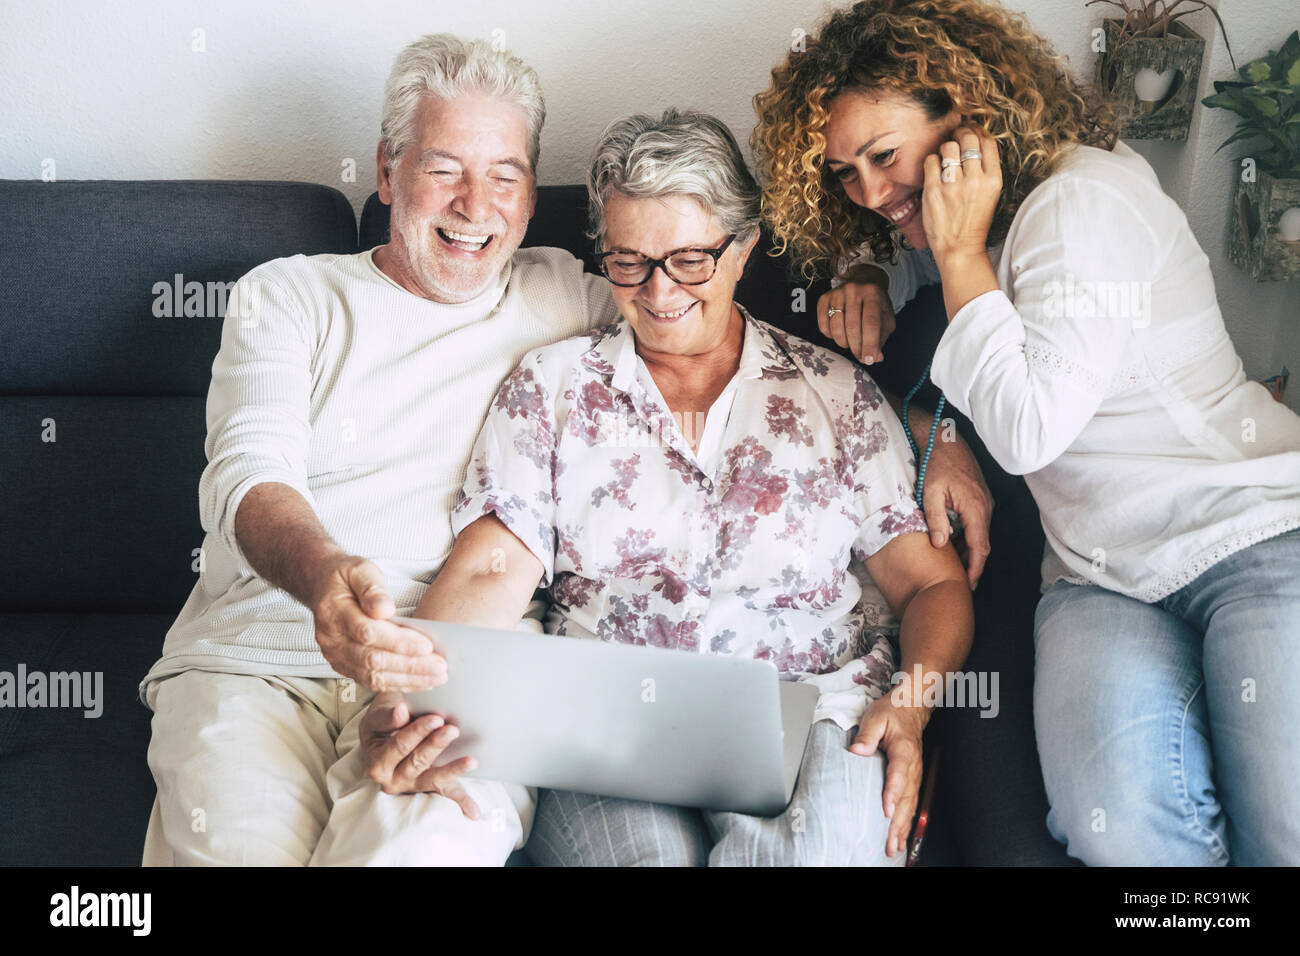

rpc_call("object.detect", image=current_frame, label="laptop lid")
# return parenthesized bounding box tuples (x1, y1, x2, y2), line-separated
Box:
(396, 617, 819, 816)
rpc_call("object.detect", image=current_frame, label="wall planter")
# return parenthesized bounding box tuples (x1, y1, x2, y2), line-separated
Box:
(1097, 18, 1206, 140)
(1203, 31, 1300, 282)
(1228, 171, 1300, 282)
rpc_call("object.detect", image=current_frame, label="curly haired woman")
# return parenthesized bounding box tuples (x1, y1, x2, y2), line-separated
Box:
(754, 0, 1300, 866)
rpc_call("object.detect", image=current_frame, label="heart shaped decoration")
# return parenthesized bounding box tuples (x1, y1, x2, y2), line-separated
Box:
(1134, 68, 1183, 113)
(1279, 207, 1300, 243)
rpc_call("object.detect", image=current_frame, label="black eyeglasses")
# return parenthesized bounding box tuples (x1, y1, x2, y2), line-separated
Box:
(596, 235, 736, 287)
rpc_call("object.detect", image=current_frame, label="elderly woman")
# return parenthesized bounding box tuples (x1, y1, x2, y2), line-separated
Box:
(754, 0, 1300, 866)
(366, 109, 973, 866)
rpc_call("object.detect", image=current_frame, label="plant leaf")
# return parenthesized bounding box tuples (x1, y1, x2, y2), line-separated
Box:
(1214, 128, 1265, 152)
(1246, 94, 1280, 117)
(1202, 92, 1242, 111)
(1279, 30, 1300, 69)
(1244, 59, 1272, 83)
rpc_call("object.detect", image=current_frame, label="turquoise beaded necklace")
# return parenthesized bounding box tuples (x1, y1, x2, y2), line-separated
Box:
(900, 362, 946, 508)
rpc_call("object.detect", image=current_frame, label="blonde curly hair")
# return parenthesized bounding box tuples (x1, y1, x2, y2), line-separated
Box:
(752, 0, 1118, 280)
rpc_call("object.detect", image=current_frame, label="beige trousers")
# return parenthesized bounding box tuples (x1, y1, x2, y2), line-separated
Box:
(142, 669, 533, 866)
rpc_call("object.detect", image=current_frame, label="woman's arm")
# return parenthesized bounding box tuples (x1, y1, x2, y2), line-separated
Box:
(411, 513, 544, 628)
(821, 256, 995, 588)
(922, 127, 1154, 475)
(879, 389, 994, 588)
(816, 268, 895, 364)
(857, 530, 973, 857)
(815, 246, 942, 364)
(865, 530, 974, 694)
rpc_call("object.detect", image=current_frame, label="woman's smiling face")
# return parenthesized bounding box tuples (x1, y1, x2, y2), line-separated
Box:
(823, 89, 961, 250)
(601, 192, 753, 359)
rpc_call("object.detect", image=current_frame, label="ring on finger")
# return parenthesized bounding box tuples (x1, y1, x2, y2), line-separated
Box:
(940, 158, 963, 170)
(960, 149, 982, 162)
(826, 306, 843, 318)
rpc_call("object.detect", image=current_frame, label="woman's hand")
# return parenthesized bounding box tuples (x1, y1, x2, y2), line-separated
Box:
(851, 691, 929, 859)
(816, 264, 896, 365)
(921, 125, 1002, 266)
(360, 691, 482, 818)
(914, 419, 993, 590)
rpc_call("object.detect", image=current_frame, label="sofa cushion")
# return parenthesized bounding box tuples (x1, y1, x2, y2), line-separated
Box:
(0, 612, 167, 866)
(0, 180, 358, 396)
(0, 180, 359, 613)
(0, 396, 207, 612)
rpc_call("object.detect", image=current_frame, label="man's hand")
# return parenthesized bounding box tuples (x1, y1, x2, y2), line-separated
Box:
(360, 692, 481, 818)
(310, 555, 447, 691)
(816, 265, 895, 365)
(908, 412, 993, 590)
(851, 692, 929, 859)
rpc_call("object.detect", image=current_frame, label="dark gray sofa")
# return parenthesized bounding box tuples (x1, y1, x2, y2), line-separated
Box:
(0, 179, 974, 866)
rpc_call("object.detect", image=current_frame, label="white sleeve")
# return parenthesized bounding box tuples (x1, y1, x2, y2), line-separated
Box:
(929, 177, 1161, 475)
(581, 269, 619, 330)
(848, 366, 930, 559)
(197, 263, 319, 570)
(832, 245, 938, 315)
(451, 347, 561, 586)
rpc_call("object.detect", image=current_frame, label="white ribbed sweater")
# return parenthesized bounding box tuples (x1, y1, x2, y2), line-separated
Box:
(140, 247, 616, 702)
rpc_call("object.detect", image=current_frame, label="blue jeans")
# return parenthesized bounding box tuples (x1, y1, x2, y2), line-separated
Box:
(1033, 527, 1300, 865)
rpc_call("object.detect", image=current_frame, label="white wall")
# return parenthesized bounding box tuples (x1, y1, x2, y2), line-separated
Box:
(1121, 0, 1300, 411)
(2, 0, 1295, 407)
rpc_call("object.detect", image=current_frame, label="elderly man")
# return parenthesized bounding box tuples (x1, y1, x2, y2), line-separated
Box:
(139, 33, 615, 866)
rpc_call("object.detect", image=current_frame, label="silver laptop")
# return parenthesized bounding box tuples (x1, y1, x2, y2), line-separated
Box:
(396, 616, 820, 816)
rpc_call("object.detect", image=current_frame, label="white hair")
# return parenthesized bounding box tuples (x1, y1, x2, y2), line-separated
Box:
(587, 109, 762, 245)
(380, 33, 545, 172)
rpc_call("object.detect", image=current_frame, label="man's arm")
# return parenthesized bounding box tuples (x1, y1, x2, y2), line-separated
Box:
(233, 482, 443, 691)
(200, 267, 439, 691)
(235, 481, 347, 607)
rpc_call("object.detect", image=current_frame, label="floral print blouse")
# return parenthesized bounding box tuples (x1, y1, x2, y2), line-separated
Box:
(450, 306, 929, 729)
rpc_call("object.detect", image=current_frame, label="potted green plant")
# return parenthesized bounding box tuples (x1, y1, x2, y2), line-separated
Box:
(1088, 0, 1234, 140)
(1203, 31, 1300, 282)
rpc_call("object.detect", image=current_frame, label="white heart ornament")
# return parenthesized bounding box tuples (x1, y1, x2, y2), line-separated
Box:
(1134, 67, 1177, 103)
(1279, 207, 1300, 242)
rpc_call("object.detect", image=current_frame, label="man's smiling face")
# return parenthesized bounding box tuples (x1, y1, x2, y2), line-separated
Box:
(376, 93, 536, 302)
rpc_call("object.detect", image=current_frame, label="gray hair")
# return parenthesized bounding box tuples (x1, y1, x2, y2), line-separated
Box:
(380, 33, 546, 172)
(586, 109, 762, 246)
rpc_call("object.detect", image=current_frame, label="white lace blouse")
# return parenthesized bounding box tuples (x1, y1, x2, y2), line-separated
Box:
(867, 141, 1300, 601)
